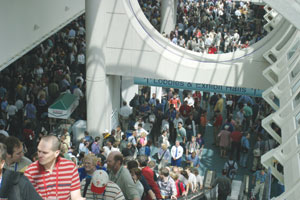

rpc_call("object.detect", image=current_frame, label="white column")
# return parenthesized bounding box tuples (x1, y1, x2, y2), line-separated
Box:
(151, 86, 162, 102)
(160, 0, 177, 34)
(86, 0, 111, 137)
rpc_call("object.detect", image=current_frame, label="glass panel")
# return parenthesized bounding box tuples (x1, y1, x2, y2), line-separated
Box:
(298, 131, 300, 145)
(295, 110, 300, 128)
(292, 79, 300, 94)
(291, 60, 300, 78)
(287, 39, 300, 60)
(294, 92, 300, 109)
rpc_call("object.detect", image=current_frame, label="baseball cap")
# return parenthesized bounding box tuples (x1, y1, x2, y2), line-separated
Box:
(102, 129, 109, 133)
(91, 170, 109, 194)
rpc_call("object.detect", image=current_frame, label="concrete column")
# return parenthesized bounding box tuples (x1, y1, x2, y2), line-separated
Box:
(151, 86, 162, 102)
(160, 0, 177, 34)
(86, 0, 111, 137)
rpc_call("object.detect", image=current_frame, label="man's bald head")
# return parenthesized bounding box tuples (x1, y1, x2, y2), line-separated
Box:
(107, 151, 124, 173)
(40, 135, 61, 151)
(108, 151, 123, 164)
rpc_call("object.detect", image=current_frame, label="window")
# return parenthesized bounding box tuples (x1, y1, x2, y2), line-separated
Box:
(287, 39, 300, 60)
(291, 60, 300, 78)
(294, 92, 300, 109)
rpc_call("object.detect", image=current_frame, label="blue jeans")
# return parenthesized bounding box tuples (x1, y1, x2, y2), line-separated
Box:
(239, 152, 248, 167)
(171, 157, 182, 167)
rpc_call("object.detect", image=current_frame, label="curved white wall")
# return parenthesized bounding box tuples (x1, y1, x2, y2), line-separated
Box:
(0, 0, 84, 70)
(102, 0, 291, 90)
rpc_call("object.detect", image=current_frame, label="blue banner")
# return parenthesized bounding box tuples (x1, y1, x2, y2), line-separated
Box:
(134, 77, 263, 97)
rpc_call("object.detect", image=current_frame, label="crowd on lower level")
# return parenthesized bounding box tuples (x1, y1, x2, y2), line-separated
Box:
(0, 87, 283, 199)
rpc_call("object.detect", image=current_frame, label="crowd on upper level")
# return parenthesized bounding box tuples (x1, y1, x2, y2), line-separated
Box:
(139, 0, 267, 54)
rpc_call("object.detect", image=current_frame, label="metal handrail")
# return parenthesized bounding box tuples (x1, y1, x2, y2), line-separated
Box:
(177, 190, 205, 200)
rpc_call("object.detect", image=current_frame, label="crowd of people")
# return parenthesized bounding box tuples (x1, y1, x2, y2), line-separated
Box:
(0, 86, 281, 199)
(117, 87, 281, 199)
(139, 0, 267, 54)
(0, 15, 86, 157)
(0, 2, 283, 199)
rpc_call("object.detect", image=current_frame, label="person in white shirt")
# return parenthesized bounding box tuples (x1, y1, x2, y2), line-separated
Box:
(119, 101, 132, 131)
(103, 141, 115, 158)
(75, 73, 84, 86)
(73, 81, 84, 106)
(186, 167, 197, 193)
(78, 26, 85, 36)
(184, 93, 194, 107)
(158, 130, 170, 148)
(171, 141, 183, 167)
(232, 30, 240, 51)
(161, 116, 170, 132)
(6, 102, 18, 118)
(136, 124, 149, 137)
(77, 50, 85, 75)
(77, 51, 85, 65)
(193, 168, 204, 190)
(134, 118, 145, 130)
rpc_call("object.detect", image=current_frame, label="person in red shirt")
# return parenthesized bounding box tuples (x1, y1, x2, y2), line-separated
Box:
(169, 93, 181, 111)
(192, 91, 202, 105)
(208, 45, 217, 54)
(25, 135, 84, 200)
(230, 125, 243, 162)
(170, 172, 187, 198)
(138, 155, 162, 200)
(179, 101, 192, 120)
(240, 41, 249, 49)
(213, 110, 223, 146)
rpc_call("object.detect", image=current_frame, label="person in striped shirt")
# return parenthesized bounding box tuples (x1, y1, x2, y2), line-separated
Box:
(24, 135, 85, 200)
(80, 169, 125, 200)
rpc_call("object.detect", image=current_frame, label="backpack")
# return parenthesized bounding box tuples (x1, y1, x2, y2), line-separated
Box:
(129, 95, 139, 107)
(177, 180, 184, 196)
(226, 161, 236, 179)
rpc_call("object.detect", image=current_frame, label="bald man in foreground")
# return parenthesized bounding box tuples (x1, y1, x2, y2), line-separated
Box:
(25, 135, 85, 200)
(107, 151, 140, 200)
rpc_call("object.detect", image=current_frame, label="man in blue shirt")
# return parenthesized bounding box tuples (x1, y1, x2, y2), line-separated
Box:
(252, 169, 267, 200)
(186, 152, 200, 168)
(148, 93, 157, 107)
(25, 99, 37, 120)
(239, 133, 250, 168)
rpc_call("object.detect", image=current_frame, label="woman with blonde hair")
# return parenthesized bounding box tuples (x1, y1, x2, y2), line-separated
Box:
(78, 154, 101, 181)
(138, 132, 148, 155)
(158, 143, 171, 169)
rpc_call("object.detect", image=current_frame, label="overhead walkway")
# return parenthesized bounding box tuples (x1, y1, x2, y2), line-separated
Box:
(103, 0, 291, 90)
